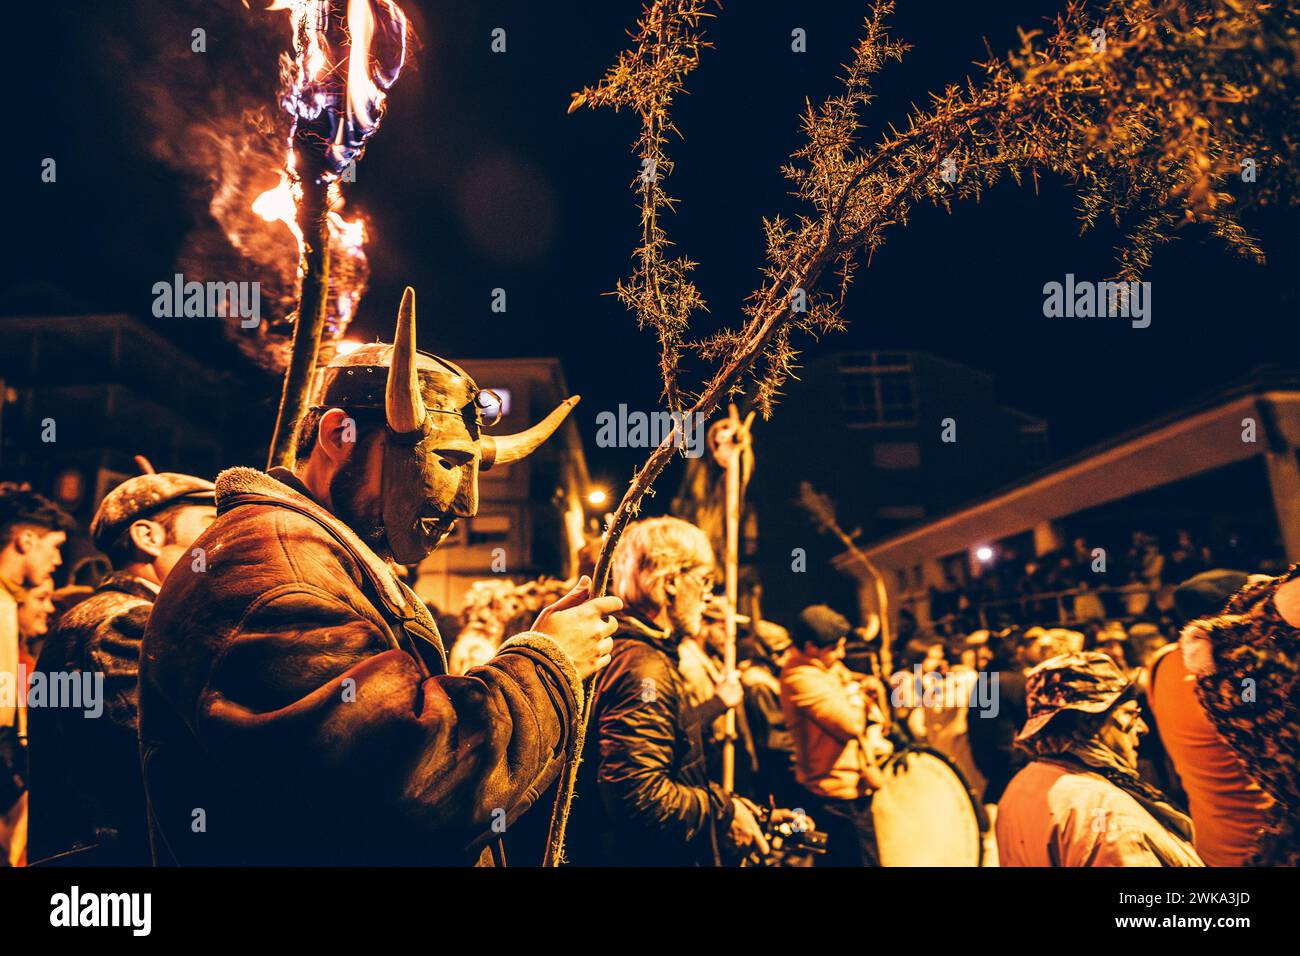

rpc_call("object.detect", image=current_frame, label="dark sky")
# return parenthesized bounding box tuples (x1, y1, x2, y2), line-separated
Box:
(4, 0, 1297, 496)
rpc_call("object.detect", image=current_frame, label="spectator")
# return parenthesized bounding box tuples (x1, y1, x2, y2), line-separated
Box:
(738, 620, 802, 809)
(968, 628, 1030, 804)
(568, 516, 766, 866)
(27, 473, 215, 866)
(0, 487, 74, 867)
(997, 652, 1202, 867)
(1150, 569, 1279, 866)
(781, 604, 892, 866)
(15, 580, 56, 662)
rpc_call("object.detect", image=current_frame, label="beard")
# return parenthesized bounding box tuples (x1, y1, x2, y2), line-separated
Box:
(329, 441, 387, 554)
(667, 592, 704, 638)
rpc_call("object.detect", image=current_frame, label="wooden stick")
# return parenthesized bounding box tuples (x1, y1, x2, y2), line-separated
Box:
(267, 171, 332, 470)
(720, 413, 741, 793)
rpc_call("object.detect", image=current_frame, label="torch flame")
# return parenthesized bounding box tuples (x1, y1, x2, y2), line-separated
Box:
(242, 0, 409, 346)
(254, 0, 408, 177)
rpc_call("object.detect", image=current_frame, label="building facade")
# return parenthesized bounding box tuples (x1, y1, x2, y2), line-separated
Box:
(748, 349, 1049, 625)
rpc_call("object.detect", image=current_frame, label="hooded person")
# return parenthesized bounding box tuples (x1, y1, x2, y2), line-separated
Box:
(1178, 566, 1300, 866)
(996, 651, 1203, 867)
(137, 288, 621, 866)
(27, 472, 216, 866)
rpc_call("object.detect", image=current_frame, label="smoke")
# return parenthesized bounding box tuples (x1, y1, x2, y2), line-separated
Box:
(111, 0, 373, 371)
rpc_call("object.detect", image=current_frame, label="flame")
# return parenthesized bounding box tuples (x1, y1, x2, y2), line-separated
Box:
(252, 169, 369, 320)
(241, 0, 409, 347)
(254, 0, 408, 178)
(252, 174, 304, 248)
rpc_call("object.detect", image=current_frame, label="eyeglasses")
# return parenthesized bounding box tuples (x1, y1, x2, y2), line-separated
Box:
(681, 566, 716, 591)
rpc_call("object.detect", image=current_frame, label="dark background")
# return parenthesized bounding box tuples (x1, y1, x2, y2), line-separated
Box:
(4, 0, 1297, 500)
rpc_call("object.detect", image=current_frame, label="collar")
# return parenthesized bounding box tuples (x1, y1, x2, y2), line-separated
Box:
(785, 645, 835, 671)
(617, 611, 677, 655)
(96, 571, 162, 603)
(214, 465, 407, 612)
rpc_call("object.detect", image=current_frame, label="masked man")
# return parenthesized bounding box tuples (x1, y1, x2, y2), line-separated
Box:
(139, 289, 619, 865)
(567, 516, 772, 866)
(28, 472, 216, 866)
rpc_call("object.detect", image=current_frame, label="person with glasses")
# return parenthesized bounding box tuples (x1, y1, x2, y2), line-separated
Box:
(567, 516, 775, 866)
(996, 651, 1202, 866)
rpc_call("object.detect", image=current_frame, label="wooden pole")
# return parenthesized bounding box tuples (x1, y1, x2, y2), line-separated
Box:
(267, 170, 332, 471)
(710, 403, 752, 793)
(721, 422, 740, 793)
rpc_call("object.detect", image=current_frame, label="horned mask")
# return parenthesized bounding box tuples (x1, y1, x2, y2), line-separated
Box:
(309, 287, 579, 564)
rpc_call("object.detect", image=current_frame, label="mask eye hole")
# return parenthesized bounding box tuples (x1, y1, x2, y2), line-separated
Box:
(475, 389, 505, 428)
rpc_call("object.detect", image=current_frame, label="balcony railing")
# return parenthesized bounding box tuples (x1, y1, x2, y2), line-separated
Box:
(900, 582, 1169, 629)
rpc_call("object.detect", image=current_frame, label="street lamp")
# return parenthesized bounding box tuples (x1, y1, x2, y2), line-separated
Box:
(587, 488, 608, 507)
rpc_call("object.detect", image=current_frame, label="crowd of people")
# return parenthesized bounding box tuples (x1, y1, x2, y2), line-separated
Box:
(1, 316, 1296, 868)
(431, 514, 1297, 868)
(3, 472, 1298, 868)
(926, 529, 1281, 633)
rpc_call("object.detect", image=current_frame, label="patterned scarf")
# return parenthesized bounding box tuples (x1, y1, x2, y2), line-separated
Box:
(1182, 564, 1300, 865)
(1019, 715, 1195, 846)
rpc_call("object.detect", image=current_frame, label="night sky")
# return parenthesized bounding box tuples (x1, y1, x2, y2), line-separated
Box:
(5, 0, 1297, 499)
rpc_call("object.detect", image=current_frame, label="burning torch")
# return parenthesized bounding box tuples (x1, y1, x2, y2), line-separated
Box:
(256, 0, 409, 469)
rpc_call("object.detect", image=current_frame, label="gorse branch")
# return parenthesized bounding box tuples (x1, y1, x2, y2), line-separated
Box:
(569, 0, 717, 418)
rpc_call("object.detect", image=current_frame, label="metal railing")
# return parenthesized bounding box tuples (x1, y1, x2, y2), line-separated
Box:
(899, 581, 1168, 629)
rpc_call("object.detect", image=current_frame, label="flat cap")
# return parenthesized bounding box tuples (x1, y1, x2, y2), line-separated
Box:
(1172, 568, 1249, 623)
(795, 604, 852, 648)
(91, 473, 215, 552)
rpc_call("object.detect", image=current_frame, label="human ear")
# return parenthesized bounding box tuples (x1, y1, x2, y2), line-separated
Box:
(128, 520, 165, 560)
(316, 408, 357, 464)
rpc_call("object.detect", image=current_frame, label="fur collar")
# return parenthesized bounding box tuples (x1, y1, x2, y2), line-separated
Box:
(214, 466, 406, 611)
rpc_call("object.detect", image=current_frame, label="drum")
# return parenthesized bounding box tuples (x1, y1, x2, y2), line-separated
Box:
(872, 746, 986, 866)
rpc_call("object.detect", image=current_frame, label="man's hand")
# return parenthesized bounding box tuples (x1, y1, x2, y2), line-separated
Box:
(532, 576, 621, 680)
(770, 807, 815, 834)
(716, 671, 743, 709)
(728, 796, 770, 857)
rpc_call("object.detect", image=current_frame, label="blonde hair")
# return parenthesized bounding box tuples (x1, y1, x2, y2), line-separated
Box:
(612, 517, 714, 614)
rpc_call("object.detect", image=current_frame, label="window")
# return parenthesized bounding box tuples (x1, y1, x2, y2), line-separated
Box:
(839, 352, 917, 427)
